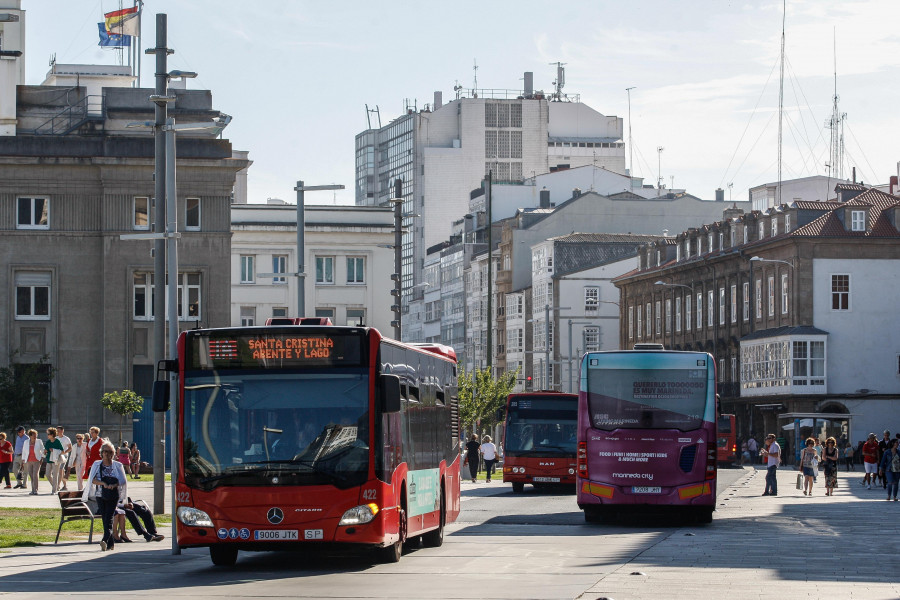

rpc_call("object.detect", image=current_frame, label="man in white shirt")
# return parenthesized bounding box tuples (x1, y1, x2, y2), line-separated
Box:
(762, 433, 780, 496)
(55, 426, 72, 492)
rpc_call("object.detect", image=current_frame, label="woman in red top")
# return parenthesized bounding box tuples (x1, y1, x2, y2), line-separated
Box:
(0, 432, 13, 488)
(82, 427, 103, 481)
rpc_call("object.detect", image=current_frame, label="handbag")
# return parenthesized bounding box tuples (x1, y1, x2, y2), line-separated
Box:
(100, 475, 119, 501)
(796, 473, 802, 489)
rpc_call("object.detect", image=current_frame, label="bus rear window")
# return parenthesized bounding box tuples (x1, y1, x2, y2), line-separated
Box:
(586, 368, 707, 431)
(717, 415, 733, 433)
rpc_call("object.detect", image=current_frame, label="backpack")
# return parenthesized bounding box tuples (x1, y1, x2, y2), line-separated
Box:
(892, 453, 900, 473)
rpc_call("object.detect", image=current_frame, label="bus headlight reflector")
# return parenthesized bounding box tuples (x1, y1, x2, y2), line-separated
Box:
(177, 506, 214, 528)
(339, 503, 380, 526)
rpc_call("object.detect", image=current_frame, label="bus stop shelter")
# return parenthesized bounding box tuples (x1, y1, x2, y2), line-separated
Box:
(777, 412, 856, 465)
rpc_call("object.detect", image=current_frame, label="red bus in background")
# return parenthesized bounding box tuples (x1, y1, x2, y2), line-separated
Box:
(717, 414, 737, 467)
(157, 325, 459, 566)
(500, 392, 577, 493)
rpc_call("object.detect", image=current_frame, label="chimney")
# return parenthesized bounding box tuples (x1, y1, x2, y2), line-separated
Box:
(231, 150, 252, 204)
(572, 187, 581, 200)
(722, 203, 744, 221)
(433, 91, 442, 110)
(539, 188, 550, 208)
(524, 72, 533, 97)
(715, 188, 725, 202)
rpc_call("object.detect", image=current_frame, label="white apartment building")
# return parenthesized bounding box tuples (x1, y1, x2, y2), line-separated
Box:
(355, 70, 625, 341)
(749, 175, 851, 211)
(231, 204, 394, 332)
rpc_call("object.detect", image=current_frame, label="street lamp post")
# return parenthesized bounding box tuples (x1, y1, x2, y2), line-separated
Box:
(292, 181, 345, 317)
(567, 319, 593, 394)
(654, 281, 694, 349)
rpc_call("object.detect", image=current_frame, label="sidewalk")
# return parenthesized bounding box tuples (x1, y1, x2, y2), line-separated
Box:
(578, 466, 900, 600)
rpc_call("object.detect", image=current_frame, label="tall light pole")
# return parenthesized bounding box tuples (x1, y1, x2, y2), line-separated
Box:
(654, 281, 694, 349)
(390, 178, 403, 339)
(293, 181, 344, 317)
(567, 319, 593, 394)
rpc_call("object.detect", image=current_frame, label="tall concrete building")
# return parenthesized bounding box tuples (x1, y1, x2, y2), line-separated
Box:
(0, 4, 247, 437)
(355, 70, 625, 341)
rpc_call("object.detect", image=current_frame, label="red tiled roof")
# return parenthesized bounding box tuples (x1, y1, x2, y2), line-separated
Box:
(791, 188, 900, 237)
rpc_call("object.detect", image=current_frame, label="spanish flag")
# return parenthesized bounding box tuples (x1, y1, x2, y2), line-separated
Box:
(105, 6, 140, 38)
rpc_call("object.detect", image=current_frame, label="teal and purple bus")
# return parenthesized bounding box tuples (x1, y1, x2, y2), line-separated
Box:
(576, 349, 717, 523)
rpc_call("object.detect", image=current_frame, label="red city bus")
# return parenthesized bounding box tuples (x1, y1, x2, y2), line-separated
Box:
(499, 392, 577, 493)
(717, 414, 737, 466)
(155, 325, 460, 566)
(576, 350, 717, 523)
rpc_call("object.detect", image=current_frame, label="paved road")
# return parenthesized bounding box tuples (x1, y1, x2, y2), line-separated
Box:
(1, 467, 898, 599)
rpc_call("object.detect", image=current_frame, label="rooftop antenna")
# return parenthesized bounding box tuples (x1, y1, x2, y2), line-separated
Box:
(728, 182, 734, 202)
(626, 86, 636, 185)
(825, 28, 846, 183)
(365, 104, 381, 129)
(472, 59, 478, 98)
(550, 61, 566, 101)
(657, 147, 664, 190)
(453, 80, 463, 100)
(777, 0, 785, 207)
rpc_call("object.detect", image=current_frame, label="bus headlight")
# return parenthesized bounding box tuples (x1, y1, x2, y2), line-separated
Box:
(177, 506, 214, 528)
(339, 503, 380, 526)
(568, 468, 575, 475)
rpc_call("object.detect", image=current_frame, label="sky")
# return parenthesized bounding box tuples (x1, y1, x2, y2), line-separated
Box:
(19, 0, 900, 205)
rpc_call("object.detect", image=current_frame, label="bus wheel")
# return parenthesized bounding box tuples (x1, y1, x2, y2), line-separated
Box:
(209, 545, 238, 567)
(511, 482, 525, 493)
(422, 485, 445, 548)
(377, 505, 407, 563)
(583, 506, 604, 523)
(696, 508, 714, 524)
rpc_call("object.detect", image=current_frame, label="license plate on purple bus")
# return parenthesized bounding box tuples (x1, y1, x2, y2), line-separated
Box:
(631, 486, 662, 494)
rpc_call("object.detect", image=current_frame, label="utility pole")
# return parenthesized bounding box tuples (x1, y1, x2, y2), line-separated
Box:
(390, 178, 403, 339)
(486, 171, 492, 372)
(290, 181, 344, 317)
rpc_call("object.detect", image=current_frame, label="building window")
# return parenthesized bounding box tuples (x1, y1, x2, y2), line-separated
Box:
(646, 302, 652, 337)
(347, 308, 366, 326)
(316, 256, 334, 284)
(850, 210, 866, 231)
(758, 221, 765, 240)
(755, 279, 762, 319)
(708, 233, 713, 252)
(696, 292, 702, 331)
(718, 233, 724, 250)
(636, 305, 643, 340)
(730, 284, 737, 323)
(240, 306, 256, 327)
(133, 196, 149, 230)
(793, 340, 825, 386)
(731, 357, 737, 382)
(272, 255, 288, 284)
(831, 274, 849, 310)
(730, 228, 736, 247)
(584, 287, 599, 312)
(665, 299, 672, 334)
(684, 239, 690, 259)
(315, 307, 335, 319)
(628, 305, 634, 340)
(685, 295, 692, 331)
(767, 276, 775, 317)
(676, 244, 682, 261)
(781, 274, 789, 314)
(185, 198, 200, 230)
(742, 282, 749, 321)
(718, 359, 724, 382)
(718, 287, 725, 325)
(772, 218, 778, 237)
(675, 297, 682, 332)
(17, 197, 49, 229)
(707, 290, 714, 327)
(785, 214, 791, 232)
(240, 255, 255, 284)
(272, 307, 288, 318)
(133, 272, 201, 321)
(743, 225, 748, 243)
(583, 327, 599, 352)
(347, 257, 365, 284)
(655, 300, 661, 336)
(15, 272, 51, 320)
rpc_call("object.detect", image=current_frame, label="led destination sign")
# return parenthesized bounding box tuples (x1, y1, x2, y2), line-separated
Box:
(187, 330, 365, 369)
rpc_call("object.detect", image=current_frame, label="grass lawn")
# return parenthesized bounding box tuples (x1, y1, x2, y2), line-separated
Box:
(59, 473, 172, 483)
(0, 507, 171, 548)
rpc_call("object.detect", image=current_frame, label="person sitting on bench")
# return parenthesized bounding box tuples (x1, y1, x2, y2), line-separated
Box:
(120, 496, 164, 542)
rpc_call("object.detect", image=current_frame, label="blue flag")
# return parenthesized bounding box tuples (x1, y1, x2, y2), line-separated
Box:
(98, 22, 130, 47)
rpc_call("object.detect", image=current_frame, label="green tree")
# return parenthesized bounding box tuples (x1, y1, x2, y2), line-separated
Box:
(100, 389, 144, 443)
(458, 366, 518, 436)
(0, 354, 54, 429)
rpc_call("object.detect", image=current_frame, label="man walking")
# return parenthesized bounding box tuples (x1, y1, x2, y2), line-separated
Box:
(12, 426, 26, 489)
(878, 431, 892, 489)
(762, 433, 780, 496)
(862, 433, 879, 489)
(55, 426, 72, 492)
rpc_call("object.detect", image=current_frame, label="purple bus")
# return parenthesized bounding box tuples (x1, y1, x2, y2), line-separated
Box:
(576, 349, 717, 523)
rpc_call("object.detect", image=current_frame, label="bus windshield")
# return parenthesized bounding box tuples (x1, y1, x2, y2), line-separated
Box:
(586, 368, 708, 431)
(181, 369, 370, 490)
(505, 396, 577, 455)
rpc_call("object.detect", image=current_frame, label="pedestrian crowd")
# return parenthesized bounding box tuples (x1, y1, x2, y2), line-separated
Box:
(463, 433, 502, 483)
(1, 424, 160, 551)
(750, 428, 900, 501)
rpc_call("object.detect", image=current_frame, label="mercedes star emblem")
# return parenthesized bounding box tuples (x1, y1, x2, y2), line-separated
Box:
(267, 507, 284, 525)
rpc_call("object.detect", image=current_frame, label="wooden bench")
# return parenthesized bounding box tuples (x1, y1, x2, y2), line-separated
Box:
(55, 490, 96, 544)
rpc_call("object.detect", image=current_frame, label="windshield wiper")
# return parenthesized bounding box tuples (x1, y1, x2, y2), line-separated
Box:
(198, 465, 273, 484)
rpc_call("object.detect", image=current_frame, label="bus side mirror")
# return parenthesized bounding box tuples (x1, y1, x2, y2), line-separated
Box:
(495, 408, 504, 421)
(151, 380, 170, 412)
(380, 374, 401, 413)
